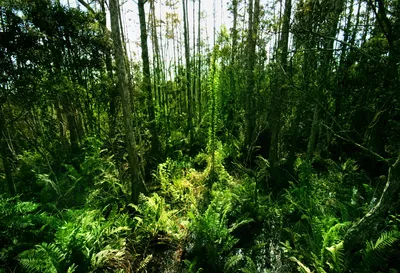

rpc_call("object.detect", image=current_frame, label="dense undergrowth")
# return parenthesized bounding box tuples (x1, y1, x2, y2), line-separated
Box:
(1, 137, 399, 273)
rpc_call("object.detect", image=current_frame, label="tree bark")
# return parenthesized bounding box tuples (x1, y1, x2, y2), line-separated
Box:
(228, 0, 238, 136)
(182, 0, 193, 138)
(269, 0, 291, 167)
(0, 104, 16, 196)
(138, 0, 161, 162)
(306, 0, 344, 161)
(197, 0, 202, 123)
(244, 0, 260, 151)
(62, 94, 81, 157)
(99, 0, 118, 143)
(110, 0, 142, 203)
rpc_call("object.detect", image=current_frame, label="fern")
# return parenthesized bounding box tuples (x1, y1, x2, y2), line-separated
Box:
(225, 253, 244, 272)
(0, 196, 59, 270)
(362, 230, 400, 271)
(240, 256, 258, 273)
(183, 259, 203, 273)
(325, 241, 344, 272)
(320, 222, 350, 262)
(19, 243, 65, 273)
(225, 253, 259, 273)
(91, 248, 128, 271)
(136, 254, 153, 272)
(18, 208, 133, 272)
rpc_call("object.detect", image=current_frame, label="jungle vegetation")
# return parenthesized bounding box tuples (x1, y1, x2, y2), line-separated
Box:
(0, 0, 399, 272)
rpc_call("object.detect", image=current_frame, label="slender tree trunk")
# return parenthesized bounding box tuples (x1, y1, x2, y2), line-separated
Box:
(100, 0, 118, 143)
(182, 0, 192, 138)
(306, 104, 320, 161)
(331, 0, 358, 144)
(150, 0, 164, 125)
(62, 94, 80, 157)
(361, 3, 371, 45)
(55, 100, 68, 147)
(0, 104, 16, 196)
(138, 0, 161, 162)
(244, 0, 260, 152)
(269, 0, 291, 167)
(110, 0, 142, 203)
(197, 0, 202, 123)
(306, 0, 344, 161)
(228, 0, 238, 136)
(192, 0, 196, 120)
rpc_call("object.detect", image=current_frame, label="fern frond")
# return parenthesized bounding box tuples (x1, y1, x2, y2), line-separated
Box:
(320, 222, 351, 261)
(225, 253, 243, 271)
(136, 254, 153, 272)
(362, 230, 400, 270)
(19, 242, 65, 273)
(289, 256, 312, 273)
(325, 241, 345, 272)
(240, 256, 257, 273)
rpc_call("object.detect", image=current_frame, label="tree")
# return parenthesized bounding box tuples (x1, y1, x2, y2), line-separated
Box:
(227, 0, 239, 136)
(138, 0, 161, 164)
(244, 0, 260, 153)
(182, 0, 193, 138)
(269, 0, 292, 168)
(0, 103, 16, 196)
(109, 0, 142, 203)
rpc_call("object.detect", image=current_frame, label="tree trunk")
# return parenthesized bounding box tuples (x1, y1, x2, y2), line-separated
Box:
(244, 0, 260, 151)
(197, 0, 202, 123)
(269, 0, 291, 167)
(62, 94, 81, 157)
(0, 104, 16, 196)
(110, 0, 142, 203)
(306, 0, 344, 161)
(138, 0, 161, 162)
(182, 0, 192, 138)
(149, 0, 163, 125)
(100, 0, 118, 143)
(306, 104, 320, 161)
(228, 0, 238, 136)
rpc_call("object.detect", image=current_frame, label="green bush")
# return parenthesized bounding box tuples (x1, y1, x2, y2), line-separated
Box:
(0, 195, 59, 271)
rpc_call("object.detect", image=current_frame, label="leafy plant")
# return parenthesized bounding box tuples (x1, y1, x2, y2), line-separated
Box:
(188, 186, 253, 272)
(0, 195, 59, 271)
(361, 230, 400, 272)
(19, 208, 132, 273)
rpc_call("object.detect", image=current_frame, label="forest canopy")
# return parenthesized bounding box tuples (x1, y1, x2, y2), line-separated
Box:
(0, 0, 399, 272)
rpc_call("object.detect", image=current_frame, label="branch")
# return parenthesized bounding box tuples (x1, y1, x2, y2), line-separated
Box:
(367, 0, 392, 44)
(322, 124, 390, 166)
(344, 155, 400, 254)
(284, 75, 390, 167)
(77, 0, 95, 14)
(294, 26, 377, 60)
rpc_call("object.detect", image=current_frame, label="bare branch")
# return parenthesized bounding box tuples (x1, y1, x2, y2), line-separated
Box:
(322, 123, 390, 166)
(284, 76, 390, 167)
(77, 0, 95, 14)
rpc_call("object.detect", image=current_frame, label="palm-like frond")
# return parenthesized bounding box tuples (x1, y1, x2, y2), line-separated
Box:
(362, 230, 400, 271)
(19, 243, 65, 273)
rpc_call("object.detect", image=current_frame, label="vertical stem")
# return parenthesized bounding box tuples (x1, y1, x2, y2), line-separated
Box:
(110, 0, 142, 203)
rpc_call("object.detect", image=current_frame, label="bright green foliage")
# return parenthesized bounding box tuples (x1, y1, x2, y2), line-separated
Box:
(191, 194, 250, 268)
(1, 0, 400, 272)
(136, 193, 182, 241)
(188, 181, 254, 272)
(19, 242, 69, 273)
(19, 209, 132, 273)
